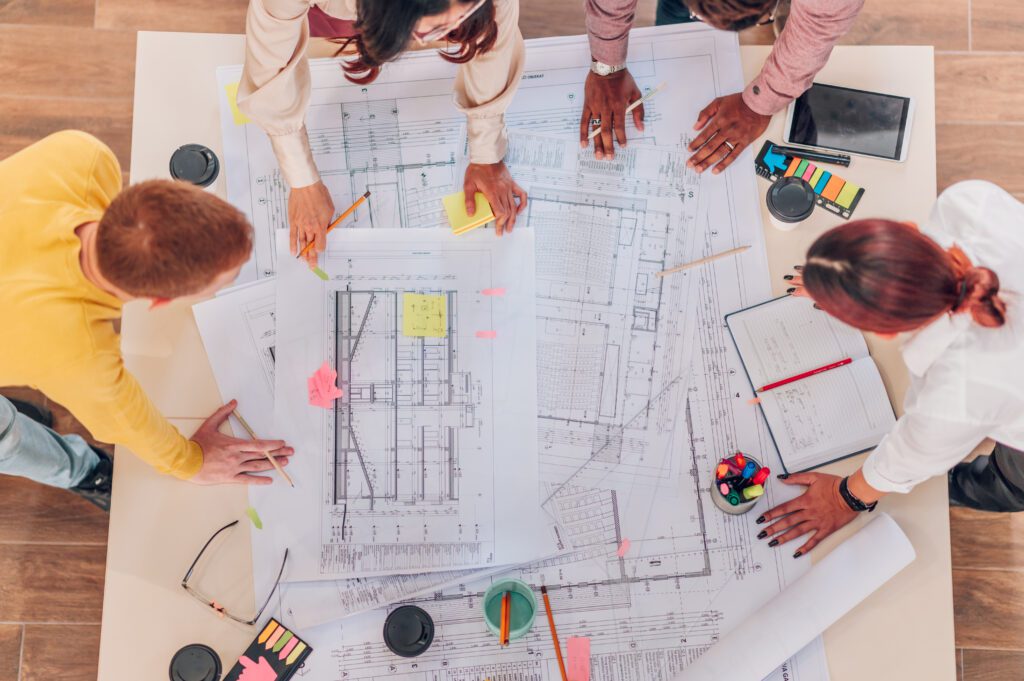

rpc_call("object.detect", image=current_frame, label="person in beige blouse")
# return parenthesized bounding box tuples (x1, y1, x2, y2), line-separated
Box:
(239, 0, 528, 265)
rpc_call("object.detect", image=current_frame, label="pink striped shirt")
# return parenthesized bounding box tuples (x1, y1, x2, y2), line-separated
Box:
(585, 0, 864, 115)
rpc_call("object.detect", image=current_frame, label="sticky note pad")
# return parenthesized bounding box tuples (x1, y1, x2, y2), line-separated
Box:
(821, 176, 845, 202)
(784, 157, 800, 177)
(224, 82, 251, 126)
(442, 192, 495, 235)
(809, 167, 823, 187)
(835, 182, 862, 209)
(402, 293, 448, 338)
(567, 637, 592, 681)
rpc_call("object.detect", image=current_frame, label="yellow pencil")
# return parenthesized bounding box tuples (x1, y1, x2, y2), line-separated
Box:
(655, 245, 751, 278)
(296, 190, 371, 259)
(232, 408, 294, 487)
(541, 586, 569, 681)
(588, 82, 667, 140)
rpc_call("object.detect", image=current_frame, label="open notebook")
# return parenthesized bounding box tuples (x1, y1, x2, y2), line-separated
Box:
(725, 295, 896, 472)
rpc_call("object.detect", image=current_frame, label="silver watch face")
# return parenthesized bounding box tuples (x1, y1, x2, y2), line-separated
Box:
(591, 61, 624, 77)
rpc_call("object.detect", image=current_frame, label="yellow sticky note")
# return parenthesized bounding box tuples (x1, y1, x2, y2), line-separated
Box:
(224, 82, 251, 125)
(442, 191, 495, 235)
(402, 293, 448, 338)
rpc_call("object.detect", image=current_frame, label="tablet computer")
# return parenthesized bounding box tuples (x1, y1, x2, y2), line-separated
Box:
(783, 82, 915, 162)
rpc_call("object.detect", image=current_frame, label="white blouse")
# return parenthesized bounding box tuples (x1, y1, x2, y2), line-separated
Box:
(863, 180, 1024, 494)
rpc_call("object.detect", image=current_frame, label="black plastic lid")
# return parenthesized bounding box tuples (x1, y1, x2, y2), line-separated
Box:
(766, 176, 816, 223)
(169, 644, 222, 681)
(169, 144, 220, 187)
(383, 605, 435, 658)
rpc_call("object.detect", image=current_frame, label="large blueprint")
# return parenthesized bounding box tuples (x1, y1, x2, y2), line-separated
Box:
(214, 22, 831, 680)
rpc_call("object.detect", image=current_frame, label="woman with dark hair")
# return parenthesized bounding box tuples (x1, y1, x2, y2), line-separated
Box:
(757, 180, 1024, 558)
(239, 0, 526, 265)
(581, 0, 862, 168)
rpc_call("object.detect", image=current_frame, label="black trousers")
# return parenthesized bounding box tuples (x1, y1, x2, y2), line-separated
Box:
(949, 444, 1024, 512)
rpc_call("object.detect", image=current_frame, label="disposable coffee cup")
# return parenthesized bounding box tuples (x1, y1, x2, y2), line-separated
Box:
(766, 176, 816, 231)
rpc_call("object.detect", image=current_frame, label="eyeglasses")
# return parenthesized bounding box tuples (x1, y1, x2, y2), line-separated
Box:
(413, 0, 488, 44)
(181, 520, 289, 626)
(689, 0, 781, 31)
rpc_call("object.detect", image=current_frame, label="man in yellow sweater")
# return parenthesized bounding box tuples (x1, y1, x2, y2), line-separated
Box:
(0, 131, 294, 511)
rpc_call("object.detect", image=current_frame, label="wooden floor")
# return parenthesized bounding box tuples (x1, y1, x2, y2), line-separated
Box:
(0, 0, 1023, 678)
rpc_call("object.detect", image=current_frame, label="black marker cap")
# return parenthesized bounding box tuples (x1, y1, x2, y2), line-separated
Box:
(383, 605, 435, 658)
(766, 176, 816, 224)
(169, 644, 222, 681)
(169, 144, 220, 188)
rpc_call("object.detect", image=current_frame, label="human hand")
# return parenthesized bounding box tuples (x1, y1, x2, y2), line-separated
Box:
(579, 69, 644, 160)
(687, 92, 771, 174)
(782, 266, 810, 297)
(755, 472, 859, 557)
(189, 400, 294, 485)
(463, 162, 527, 236)
(288, 182, 335, 267)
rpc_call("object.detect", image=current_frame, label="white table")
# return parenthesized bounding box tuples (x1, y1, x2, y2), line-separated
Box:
(98, 32, 953, 681)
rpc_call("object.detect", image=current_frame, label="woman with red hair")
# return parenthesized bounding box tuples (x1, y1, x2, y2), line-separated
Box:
(758, 180, 1023, 557)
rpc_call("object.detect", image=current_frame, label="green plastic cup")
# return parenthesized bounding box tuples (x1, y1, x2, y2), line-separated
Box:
(482, 578, 537, 642)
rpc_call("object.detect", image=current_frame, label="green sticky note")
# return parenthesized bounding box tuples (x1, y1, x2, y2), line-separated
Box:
(402, 293, 448, 338)
(245, 506, 263, 530)
(312, 266, 329, 281)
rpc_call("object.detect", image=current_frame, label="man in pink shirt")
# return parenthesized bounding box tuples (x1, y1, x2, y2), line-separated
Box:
(582, 0, 864, 173)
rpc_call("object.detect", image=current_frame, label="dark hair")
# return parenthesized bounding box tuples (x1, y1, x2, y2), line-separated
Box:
(683, 0, 775, 31)
(97, 180, 253, 299)
(803, 219, 1006, 333)
(336, 0, 498, 85)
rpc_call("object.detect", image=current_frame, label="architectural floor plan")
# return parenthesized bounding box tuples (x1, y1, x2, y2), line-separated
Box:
(258, 229, 548, 580)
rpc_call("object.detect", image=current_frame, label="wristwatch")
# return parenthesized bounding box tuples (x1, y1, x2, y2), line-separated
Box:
(591, 59, 626, 77)
(838, 476, 878, 513)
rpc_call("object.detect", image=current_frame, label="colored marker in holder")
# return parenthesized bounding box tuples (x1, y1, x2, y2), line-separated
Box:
(754, 141, 865, 219)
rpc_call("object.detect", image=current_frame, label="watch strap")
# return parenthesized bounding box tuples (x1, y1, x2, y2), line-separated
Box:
(839, 476, 878, 513)
(591, 60, 626, 77)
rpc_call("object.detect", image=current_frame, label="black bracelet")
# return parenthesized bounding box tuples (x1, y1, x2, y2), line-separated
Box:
(839, 476, 878, 513)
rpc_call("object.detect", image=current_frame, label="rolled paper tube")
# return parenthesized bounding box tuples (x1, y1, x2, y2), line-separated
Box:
(676, 514, 916, 681)
(742, 484, 765, 500)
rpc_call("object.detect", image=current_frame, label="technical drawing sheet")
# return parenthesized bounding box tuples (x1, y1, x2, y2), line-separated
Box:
(261, 229, 550, 580)
(254, 25, 830, 681)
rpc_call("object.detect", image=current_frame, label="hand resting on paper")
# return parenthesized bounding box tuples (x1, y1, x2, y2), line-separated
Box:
(755, 472, 858, 557)
(463, 161, 527, 237)
(578, 68, 645, 160)
(687, 93, 770, 175)
(288, 181, 335, 267)
(190, 400, 294, 485)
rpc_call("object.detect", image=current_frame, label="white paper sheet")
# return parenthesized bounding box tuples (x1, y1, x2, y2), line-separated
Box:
(261, 228, 547, 580)
(255, 24, 830, 681)
(678, 513, 916, 680)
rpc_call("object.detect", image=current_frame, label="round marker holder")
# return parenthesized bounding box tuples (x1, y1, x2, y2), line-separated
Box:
(711, 454, 766, 516)
(482, 578, 537, 642)
(765, 176, 816, 231)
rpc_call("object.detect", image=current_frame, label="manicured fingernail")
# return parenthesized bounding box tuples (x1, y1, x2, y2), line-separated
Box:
(778, 473, 789, 479)
(756, 514, 766, 524)
(793, 551, 803, 558)
(783, 275, 793, 280)
(794, 265, 803, 271)
(786, 287, 796, 293)
(768, 539, 779, 547)
(757, 530, 767, 539)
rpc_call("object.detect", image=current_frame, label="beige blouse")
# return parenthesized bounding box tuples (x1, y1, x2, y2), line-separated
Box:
(239, 0, 525, 189)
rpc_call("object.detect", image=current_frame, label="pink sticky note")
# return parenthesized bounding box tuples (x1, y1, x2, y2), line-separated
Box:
(481, 288, 506, 296)
(617, 539, 631, 557)
(747, 397, 762, 405)
(237, 654, 277, 681)
(308, 362, 343, 409)
(567, 637, 591, 681)
(475, 330, 497, 339)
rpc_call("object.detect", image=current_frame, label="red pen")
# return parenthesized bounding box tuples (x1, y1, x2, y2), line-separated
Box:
(756, 358, 853, 393)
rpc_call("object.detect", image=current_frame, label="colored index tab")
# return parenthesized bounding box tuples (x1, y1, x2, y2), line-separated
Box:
(257, 621, 277, 644)
(801, 163, 815, 181)
(481, 287, 506, 296)
(273, 630, 294, 653)
(784, 157, 801, 177)
(224, 82, 251, 125)
(311, 266, 329, 281)
(835, 182, 862, 209)
(617, 539, 631, 557)
(245, 506, 263, 530)
(403, 293, 448, 338)
(809, 167, 824, 187)
(442, 191, 495, 235)
(475, 330, 497, 339)
(814, 170, 832, 193)
(821, 176, 845, 201)
(795, 159, 809, 177)
(265, 625, 285, 649)
(279, 636, 299, 660)
(286, 642, 307, 665)
(567, 637, 591, 681)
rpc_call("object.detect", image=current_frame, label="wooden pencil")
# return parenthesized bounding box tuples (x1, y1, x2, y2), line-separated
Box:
(541, 586, 569, 681)
(296, 190, 371, 259)
(500, 591, 511, 646)
(232, 408, 295, 487)
(654, 244, 751, 278)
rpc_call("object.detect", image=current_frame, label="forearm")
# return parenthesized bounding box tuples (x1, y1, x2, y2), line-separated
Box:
(585, 0, 638, 66)
(847, 467, 886, 505)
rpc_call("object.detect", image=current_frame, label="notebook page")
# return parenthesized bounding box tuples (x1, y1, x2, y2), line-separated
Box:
(727, 295, 869, 388)
(758, 358, 896, 471)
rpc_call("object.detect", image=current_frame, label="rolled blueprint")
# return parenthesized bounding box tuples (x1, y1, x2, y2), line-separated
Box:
(678, 513, 916, 681)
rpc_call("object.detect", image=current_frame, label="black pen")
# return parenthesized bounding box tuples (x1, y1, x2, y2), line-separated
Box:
(772, 145, 851, 167)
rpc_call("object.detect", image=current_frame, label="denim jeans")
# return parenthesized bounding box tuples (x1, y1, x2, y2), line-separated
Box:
(657, 0, 698, 25)
(0, 396, 99, 488)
